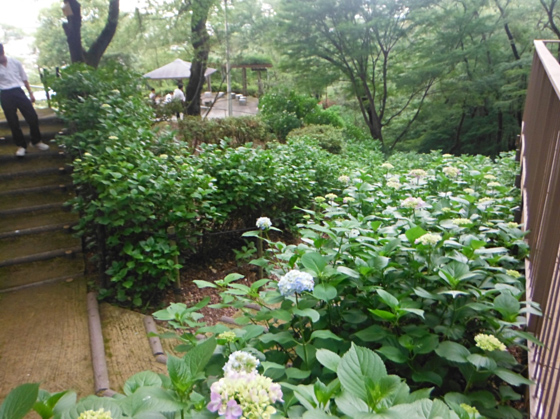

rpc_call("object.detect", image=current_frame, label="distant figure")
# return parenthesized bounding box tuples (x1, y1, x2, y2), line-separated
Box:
(173, 83, 185, 119)
(164, 91, 173, 104)
(173, 83, 185, 102)
(0, 43, 49, 157)
(149, 88, 156, 102)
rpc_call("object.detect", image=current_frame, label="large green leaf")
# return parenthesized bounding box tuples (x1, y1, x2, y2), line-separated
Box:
(183, 337, 217, 377)
(120, 387, 183, 416)
(123, 371, 163, 396)
(335, 391, 369, 416)
(353, 325, 390, 342)
(494, 293, 521, 321)
(302, 409, 339, 419)
(0, 383, 39, 419)
(435, 341, 470, 363)
(405, 226, 427, 244)
(311, 330, 343, 341)
(494, 368, 533, 386)
(313, 284, 337, 301)
(467, 354, 497, 371)
(376, 346, 408, 363)
(316, 349, 341, 372)
(338, 344, 387, 401)
(377, 289, 399, 309)
(293, 308, 320, 323)
(301, 252, 328, 275)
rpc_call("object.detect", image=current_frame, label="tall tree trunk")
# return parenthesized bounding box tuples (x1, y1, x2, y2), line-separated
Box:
(85, 0, 120, 68)
(62, 0, 120, 68)
(62, 0, 84, 63)
(185, 0, 214, 116)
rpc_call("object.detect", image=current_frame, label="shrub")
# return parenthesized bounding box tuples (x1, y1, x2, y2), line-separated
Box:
(287, 125, 346, 154)
(178, 116, 274, 149)
(154, 151, 536, 419)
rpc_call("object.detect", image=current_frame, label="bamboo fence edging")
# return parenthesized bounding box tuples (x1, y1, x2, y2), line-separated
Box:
(86, 292, 117, 397)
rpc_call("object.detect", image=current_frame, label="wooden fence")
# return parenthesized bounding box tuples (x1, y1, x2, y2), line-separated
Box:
(520, 40, 560, 419)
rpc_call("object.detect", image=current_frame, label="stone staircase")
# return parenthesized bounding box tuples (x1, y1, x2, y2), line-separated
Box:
(0, 115, 85, 290)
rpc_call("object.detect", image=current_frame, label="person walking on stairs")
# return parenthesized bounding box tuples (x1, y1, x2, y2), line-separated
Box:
(0, 43, 49, 157)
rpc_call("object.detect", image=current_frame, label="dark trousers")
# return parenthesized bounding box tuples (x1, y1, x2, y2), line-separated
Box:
(0, 87, 41, 148)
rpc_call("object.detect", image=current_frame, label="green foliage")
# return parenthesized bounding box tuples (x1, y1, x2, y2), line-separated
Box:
(154, 151, 535, 419)
(258, 90, 327, 139)
(178, 115, 274, 148)
(235, 55, 273, 66)
(287, 125, 346, 154)
(53, 63, 216, 306)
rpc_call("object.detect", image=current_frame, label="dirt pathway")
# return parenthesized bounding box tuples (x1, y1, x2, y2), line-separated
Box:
(0, 278, 94, 399)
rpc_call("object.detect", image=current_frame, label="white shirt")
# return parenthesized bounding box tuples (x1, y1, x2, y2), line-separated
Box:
(173, 88, 185, 102)
(0, 58, 27, 90)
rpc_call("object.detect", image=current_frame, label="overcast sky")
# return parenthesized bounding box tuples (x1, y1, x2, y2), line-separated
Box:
(0, 0, 143, 33)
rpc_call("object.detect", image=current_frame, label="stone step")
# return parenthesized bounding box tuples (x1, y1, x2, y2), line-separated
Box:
(0, 186, 74, 213)
(0, 222, 77, 240)
(0, 271, 85, 293)
(0, 130, 62, 145)
(0, 172, 69, 194)
(0, 141, 64, 160)
(0, 161, 71, 179)
(0, 150, 68, 176)
(0, 182, 73, 197)
(0, 208, 78, 235)
(0, 229, 81, 266)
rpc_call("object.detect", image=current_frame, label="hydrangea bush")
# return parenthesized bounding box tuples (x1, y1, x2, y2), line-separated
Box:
(155, 151, 537, 419)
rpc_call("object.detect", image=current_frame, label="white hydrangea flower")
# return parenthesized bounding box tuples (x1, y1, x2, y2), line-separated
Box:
(338, 175, 350, 184)
(223, 351, 260, 375)
(484, 174, 497, 180)
(207, 371, 283, 419)
(452, 218, 472, 226)
(506, 269, 522, 279)
(415, 233, 442, 245)
(77, 409, 112, 419)
(488, 181, 501, 187)
(409, 169, 428, 178)
(217, 331, 237, 343)
(278, 270, 314, 296)
(401, 197, 426, 209)
(464, 188, 475, 195)
(442, 166, 460, 178)
(343, 196, 355, 204)
(381, 162, 394, 170)
(348, 229, 360, 238)
(387, 180, 401, 189)
(256, 217, 272, 230)
(474, 334, 507, 352)
(325, 193, 338, 201)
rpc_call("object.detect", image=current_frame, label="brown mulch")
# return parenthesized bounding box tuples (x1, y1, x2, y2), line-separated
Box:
(161, 256, 261, 326)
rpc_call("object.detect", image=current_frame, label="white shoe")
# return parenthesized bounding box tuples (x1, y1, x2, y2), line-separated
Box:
(33, 141, 50, 151)
(15, 147, 26, 157)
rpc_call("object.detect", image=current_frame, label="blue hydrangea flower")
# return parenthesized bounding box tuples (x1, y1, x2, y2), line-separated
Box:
(278, 270, 314, 296)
